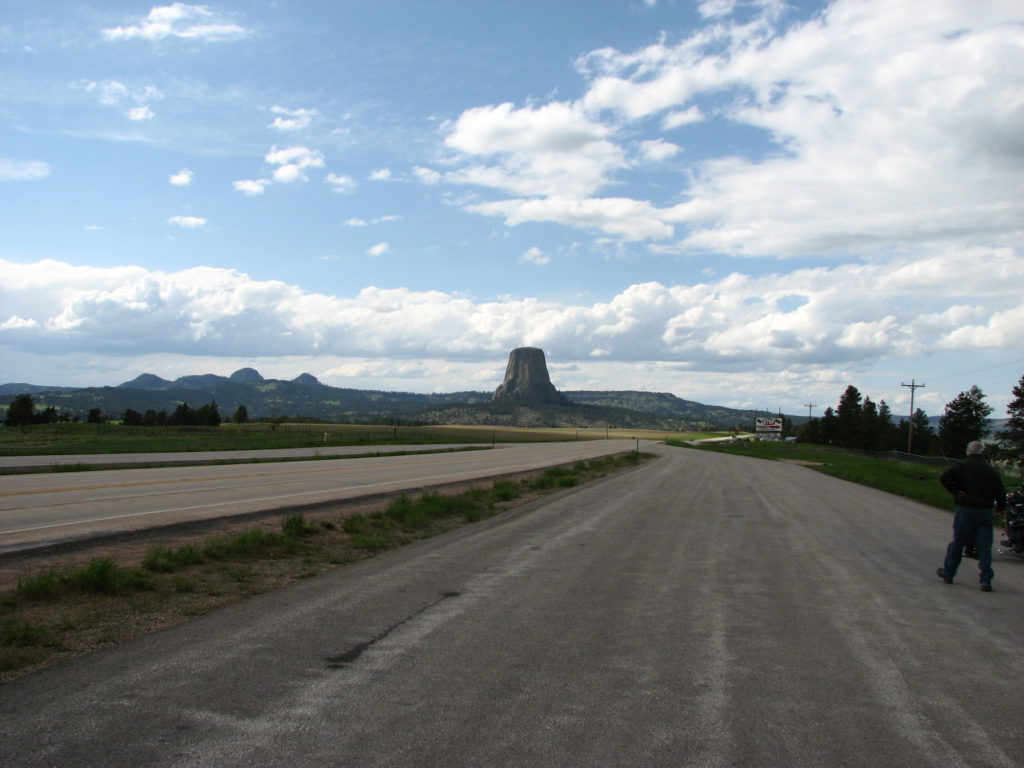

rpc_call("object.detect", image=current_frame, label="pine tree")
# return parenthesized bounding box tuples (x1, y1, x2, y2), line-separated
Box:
(998, 373, 1024, 461)
(820, 406, 837, 445)
(877, 399, 898, 451)
(860, 397, 880, 451)
(938, 385, 992, 457)
(836, 385, 863, 448)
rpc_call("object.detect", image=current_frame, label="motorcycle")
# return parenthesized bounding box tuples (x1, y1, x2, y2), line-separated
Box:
(1001, 483, 1024, 554)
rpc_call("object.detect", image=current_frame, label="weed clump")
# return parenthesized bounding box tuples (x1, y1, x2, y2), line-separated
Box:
(16, 558, 152, 599)
(143, 543, 204, 573)
(529, 467, 578, 490)
(65, 558, 153, 594)
(15, 569, 62, 601)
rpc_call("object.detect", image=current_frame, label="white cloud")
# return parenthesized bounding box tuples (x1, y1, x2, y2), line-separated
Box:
(0, 159, 51, 181)
(697, 0, 736, 18)
(325, 172, 357, 194)
(637, 139, 680, 163)
(167, 215, 207, 228)
(170, 168, 193, 186)
(265, 145, 325, 183)
(436, 1, 1023, 258)
(662, 106, 703, 129)
(126, 105, 155, 121)
(412, 166, 442, 185)
(233, 179, 269, 196)
(443, 101, 625, 198)
(1, 315, 40, 330)
(81, 80, 163, 120)
(268, 105, 317, 132)
(3, 246, 1020, 371)
(367, 242, 390, 257)
(102, 3, 248, 42)
(344, 215, 400, 227)
(520, 247, 550, 266)
(369, 168, 393, 181)
(468, 197, 674, 241)
(83, 79, 129, 106)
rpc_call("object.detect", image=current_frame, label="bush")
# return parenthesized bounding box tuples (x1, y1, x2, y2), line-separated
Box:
(282, 514, 315, 539)
(66, 558, 153, 594)
(492, 479, 519, 501)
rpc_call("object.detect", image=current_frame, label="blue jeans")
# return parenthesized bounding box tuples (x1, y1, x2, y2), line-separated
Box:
(942, 506, 994, 584)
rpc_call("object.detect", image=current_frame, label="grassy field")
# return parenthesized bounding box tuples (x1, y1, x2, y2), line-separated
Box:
(0, 453, 650, 682)
(0, 422, 721, 457)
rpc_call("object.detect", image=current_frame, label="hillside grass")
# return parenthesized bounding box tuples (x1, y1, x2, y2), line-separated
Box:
(0, 452, 650, 682)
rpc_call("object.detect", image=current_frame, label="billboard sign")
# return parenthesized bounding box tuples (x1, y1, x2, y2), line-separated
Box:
(755, 417, 783, 432)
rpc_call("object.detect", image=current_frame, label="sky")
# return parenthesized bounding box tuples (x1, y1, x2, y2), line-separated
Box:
(2, 0, 1022, 421)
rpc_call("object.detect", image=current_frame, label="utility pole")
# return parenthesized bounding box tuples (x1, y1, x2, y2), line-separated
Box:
(901, 379, 925, 454)
(804, 402, 817, 420)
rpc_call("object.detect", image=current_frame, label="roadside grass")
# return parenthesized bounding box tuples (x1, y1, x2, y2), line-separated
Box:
(0, 452, 651, 682)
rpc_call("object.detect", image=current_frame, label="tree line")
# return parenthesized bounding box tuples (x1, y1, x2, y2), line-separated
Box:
(794, 373, 1024, 461)
(3, 395, 249, 428)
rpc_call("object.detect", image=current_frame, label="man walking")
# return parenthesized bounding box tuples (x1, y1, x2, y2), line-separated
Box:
(936, 441, 1006, 591)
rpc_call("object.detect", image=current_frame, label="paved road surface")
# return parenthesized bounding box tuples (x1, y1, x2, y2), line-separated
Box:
(0, 443, 493, 473)
(0, 440, 638, 554)
(1, 445, 1021, 767)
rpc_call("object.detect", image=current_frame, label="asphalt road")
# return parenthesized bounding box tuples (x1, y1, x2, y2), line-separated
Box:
(0, 443, 489, 473)
(2, 444, 1022, 767)
(0, 440, 639, 554)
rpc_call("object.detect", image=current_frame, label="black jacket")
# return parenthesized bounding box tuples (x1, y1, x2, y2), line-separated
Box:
(939, 455, 1006, 511)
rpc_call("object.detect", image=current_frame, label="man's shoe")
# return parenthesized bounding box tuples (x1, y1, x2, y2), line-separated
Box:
(936, 568, 952, 584)
(981, 583, 992, 592)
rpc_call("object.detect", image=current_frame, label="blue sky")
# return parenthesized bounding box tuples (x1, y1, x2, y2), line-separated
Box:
(2, 0, 1022, 421)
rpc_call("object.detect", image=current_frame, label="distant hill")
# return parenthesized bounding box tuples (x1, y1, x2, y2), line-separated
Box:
(1, 367, 779, 429)
(0, 383, 78, 395)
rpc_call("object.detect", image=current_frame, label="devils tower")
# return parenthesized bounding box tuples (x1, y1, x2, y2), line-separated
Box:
(493, 347, 567, 405)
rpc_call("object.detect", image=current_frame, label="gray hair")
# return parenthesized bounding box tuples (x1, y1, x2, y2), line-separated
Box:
(966, 441, 986, 456)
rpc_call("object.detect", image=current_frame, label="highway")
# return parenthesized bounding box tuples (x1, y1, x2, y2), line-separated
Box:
(0, 440, 640, 554)
(1, 444, 1021, 766)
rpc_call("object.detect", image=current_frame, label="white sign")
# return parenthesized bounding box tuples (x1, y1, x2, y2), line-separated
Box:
(755, 417, 783, 432)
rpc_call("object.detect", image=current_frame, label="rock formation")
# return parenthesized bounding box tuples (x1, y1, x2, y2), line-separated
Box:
(492, 347, 566, 405)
